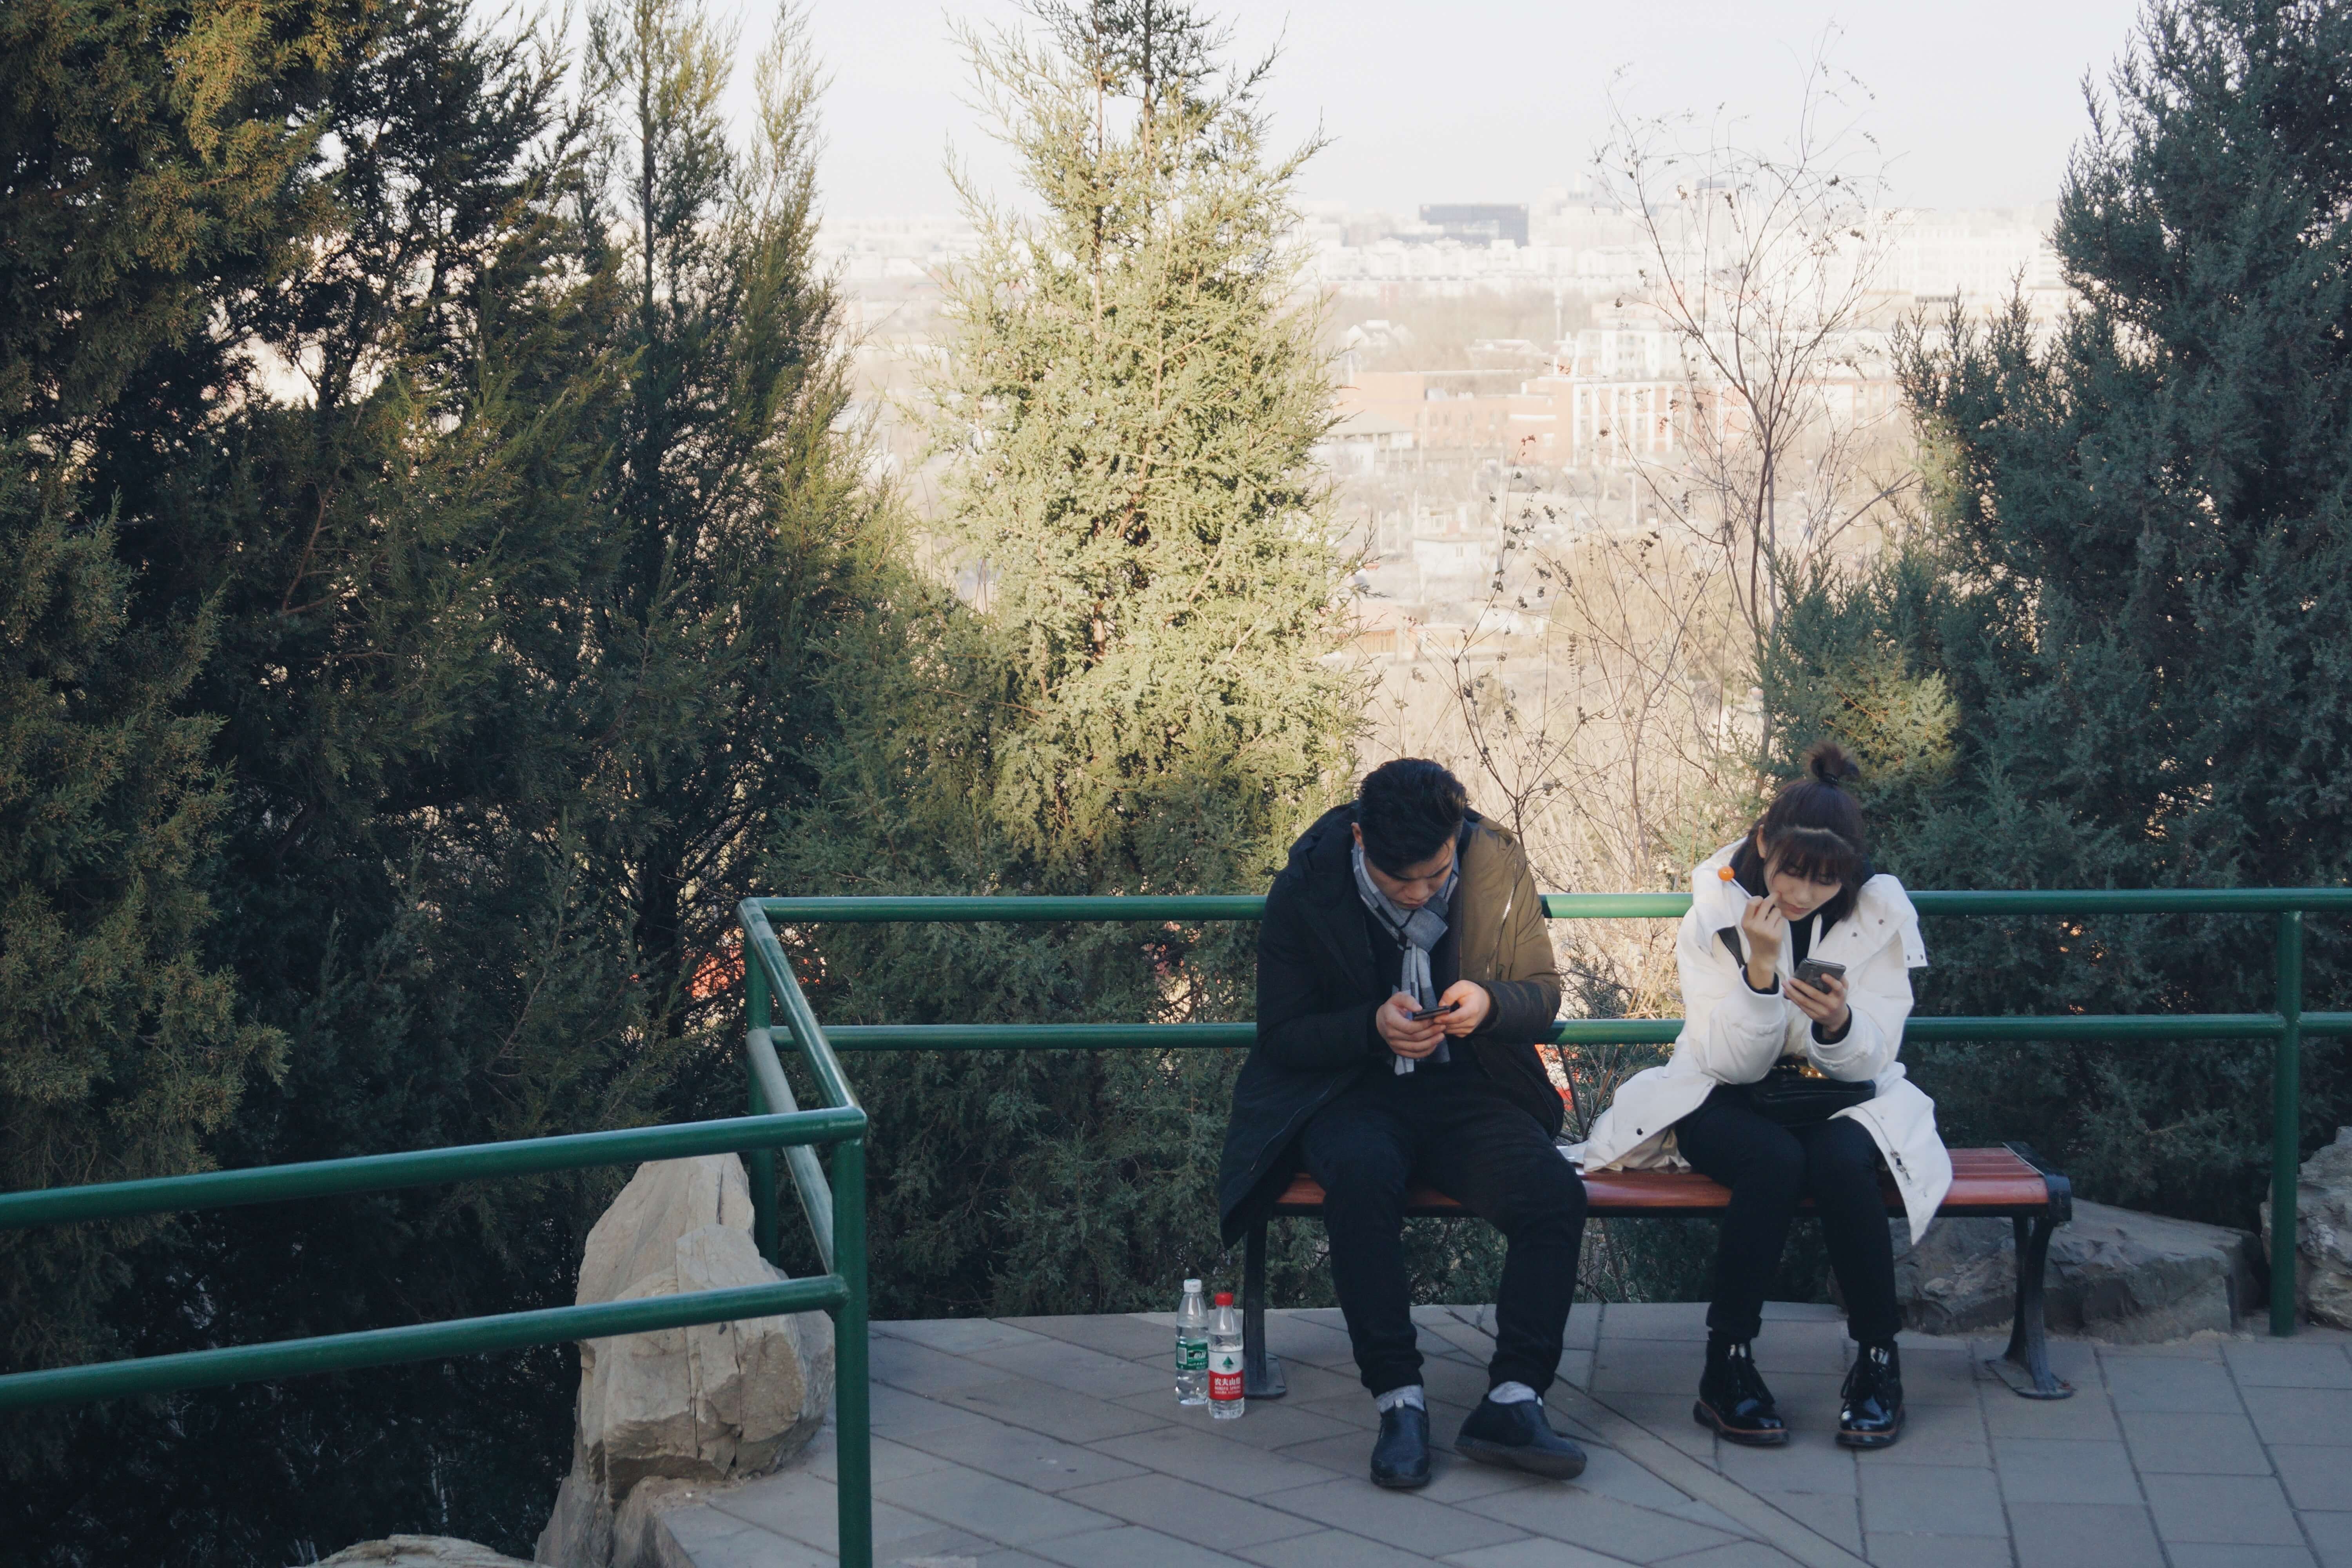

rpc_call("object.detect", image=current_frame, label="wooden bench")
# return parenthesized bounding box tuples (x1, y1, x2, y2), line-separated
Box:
(1240, 1142, 2076, 1401)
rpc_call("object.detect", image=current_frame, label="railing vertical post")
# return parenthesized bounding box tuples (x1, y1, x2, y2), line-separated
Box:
(833, 1134, 872, 1568)
(2272, 909, 2304, 1337)
(747, 954, 780, 1267)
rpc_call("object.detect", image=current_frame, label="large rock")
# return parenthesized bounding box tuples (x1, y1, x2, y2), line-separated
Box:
(1867, 1199, 2263, 1342)
(318, 1540, 535, 1567)
(535, 1155, 833, 1568)
(2263, 1126, 2352, 1329)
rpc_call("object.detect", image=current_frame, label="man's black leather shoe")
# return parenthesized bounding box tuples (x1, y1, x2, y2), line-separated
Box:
(1369, 1403, 1431, 1489)
(1694, 1339, 1788, 1446)
(1455, 1395, 1588, 1479)
(1838, 1343, 1904, 1449)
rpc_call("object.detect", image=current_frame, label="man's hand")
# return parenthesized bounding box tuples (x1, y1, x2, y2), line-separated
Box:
(1739, 895, 1786, 992)
(1787, 971, 1852, 1036)
(1376, 993, 1446, 1058)
(1436, 980, 1491, 1037)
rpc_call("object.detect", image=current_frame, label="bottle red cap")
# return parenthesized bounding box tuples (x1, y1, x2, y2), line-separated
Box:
(1214, 1291, 1234, 1306)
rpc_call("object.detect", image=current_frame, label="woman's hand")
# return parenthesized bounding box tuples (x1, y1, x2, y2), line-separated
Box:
(1786, 971, 1852, 1037)
(1435, 980, 1491, 1038)
(1739, 895, 1786, 991)
(1376, 993, 1446, 1058)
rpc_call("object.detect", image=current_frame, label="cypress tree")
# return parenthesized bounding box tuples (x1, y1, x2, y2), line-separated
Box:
(775, 1, 1371, 1316)
(1767, 0, 2352, 1226)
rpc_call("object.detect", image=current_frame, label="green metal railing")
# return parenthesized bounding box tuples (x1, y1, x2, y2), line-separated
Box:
(755, 887, 2352, 1344)
(1, 885, 2338, 1568)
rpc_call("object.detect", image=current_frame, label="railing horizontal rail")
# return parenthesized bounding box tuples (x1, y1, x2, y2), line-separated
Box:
(0, 1109, 867, 1231)
(740, 901, 860, 1113)
(822, 1014, 2352, 1051)
(0, 1277, 848, 1412)
(756, 889, 2352, 923)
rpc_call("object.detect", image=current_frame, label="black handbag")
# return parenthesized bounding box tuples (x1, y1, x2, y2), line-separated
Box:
(1748, 1056, 1874, 1125)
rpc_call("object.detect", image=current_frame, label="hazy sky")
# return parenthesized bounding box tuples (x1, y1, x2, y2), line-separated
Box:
(733, 0, 2147, 220)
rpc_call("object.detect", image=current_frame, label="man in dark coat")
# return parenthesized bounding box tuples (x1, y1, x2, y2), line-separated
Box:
(1217, 760, 1589, 1489)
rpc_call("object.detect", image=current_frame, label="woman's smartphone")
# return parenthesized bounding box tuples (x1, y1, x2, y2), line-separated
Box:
(1793, 958, 1846, 991)
(1408, 1000, 1462, 1022)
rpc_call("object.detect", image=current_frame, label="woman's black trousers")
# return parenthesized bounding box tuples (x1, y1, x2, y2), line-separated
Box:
(1673, 1083, 1902, 1344)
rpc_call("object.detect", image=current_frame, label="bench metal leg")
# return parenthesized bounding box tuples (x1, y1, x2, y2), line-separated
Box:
(1243, 1218, 1287, 1399)
(1988, 1211, 2075, 1399)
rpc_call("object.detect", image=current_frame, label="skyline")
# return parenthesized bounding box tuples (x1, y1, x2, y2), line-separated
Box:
(763, 0, 2147, 219)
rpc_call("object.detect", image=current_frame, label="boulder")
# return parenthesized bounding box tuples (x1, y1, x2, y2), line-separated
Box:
(535, 1154, 833, 1568)
(1863, 1200, 2263, 1342)
(317, 1539, 536, 1568)
(2262, 1126, 2352, 1329)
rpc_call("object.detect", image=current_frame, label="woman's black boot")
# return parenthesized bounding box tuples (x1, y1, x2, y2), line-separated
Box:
(1694, 1337, 1788, 1446)
(1838, 1341, 1904, 1449)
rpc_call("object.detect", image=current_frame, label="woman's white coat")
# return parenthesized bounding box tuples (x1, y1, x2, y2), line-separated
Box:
(1567, 840, 1953, 1238)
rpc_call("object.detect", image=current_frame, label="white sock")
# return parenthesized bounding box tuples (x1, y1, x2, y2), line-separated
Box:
(1374, 1384, 1425, 1413)
(1487, 1381, 1539, 1405)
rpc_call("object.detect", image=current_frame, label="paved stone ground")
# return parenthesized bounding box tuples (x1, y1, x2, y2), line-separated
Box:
(651, 1303, 2352, 1568)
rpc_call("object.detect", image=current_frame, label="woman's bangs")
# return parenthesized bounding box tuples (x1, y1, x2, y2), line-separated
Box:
(1768, 828, 1862, 888)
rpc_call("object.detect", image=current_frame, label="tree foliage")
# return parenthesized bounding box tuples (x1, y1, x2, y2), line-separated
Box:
(1766, 0, 2352, 1227)
(771, 0, 1367, 1318)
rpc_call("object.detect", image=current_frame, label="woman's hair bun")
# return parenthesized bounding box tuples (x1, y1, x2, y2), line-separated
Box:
(1804, 740, 1860, 789)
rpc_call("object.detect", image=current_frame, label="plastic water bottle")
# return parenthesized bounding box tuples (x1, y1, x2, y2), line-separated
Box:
(1174, 1279, 1209, 1405)
(1209, 1290, 1245, 1419)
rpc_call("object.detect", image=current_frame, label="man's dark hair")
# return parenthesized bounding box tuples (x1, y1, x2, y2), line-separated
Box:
(1356, 759, 1469, 875)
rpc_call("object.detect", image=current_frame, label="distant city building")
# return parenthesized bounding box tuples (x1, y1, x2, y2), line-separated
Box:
(1417, 204, 1530, 248)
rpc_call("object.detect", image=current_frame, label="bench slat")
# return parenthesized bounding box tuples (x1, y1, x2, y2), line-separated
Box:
(1268, 1145, 2055, 1220)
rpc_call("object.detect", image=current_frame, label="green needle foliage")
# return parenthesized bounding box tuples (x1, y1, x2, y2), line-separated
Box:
(1767, 0, 2352, 1228)
(774, 0, 1362, 1317)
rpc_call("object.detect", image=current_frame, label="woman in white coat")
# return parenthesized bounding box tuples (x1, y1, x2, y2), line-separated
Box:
(1574, 744, 1944, 1450)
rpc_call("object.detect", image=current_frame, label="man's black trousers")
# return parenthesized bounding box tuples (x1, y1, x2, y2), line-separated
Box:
(1673, 1084, 1902, 1344)
(1297, 1067, 1586, 1398)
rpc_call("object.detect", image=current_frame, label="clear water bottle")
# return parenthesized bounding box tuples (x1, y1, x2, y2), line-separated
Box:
(1174, 1279, 1209, 1405)
(1208, 1290, 1245, 1419)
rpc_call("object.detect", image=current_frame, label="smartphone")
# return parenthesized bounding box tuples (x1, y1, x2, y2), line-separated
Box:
(1793, 958, 1847, 991)
(1408, 1000, 1462, 1022)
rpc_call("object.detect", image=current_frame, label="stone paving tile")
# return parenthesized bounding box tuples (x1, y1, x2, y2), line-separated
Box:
(2101, 1349, 2247, 1412)
(1708, 1430, 1857, 1497)
(891, 1416, 1153, 1493)
(1862, 1396, 1991, 1467)
(971, 1550, 1067, 1568)
(1558, 1348, 1598, 1388)
(1133, 1396, 1353, 1453)
(875, 1317, 1053, 1355)
(2120, 1406, 2277, 1474)
(995, 1312, 1170, 1363)
(707, 1475, 946, 1553)
(1992, 1435, 2144, 1504)
(1439, 1539, 1642, 1567)
(1559, 1445, 1708, 1513)
(1265, 1475, 1534, 1556)
(659, 1503, 829, 1568)
(2305, 1510, 2352, 1568)
(1857, 1461, 2005, 1537)
(1603, 1393, 1720, 1460)
(2006, 1501, 2166, 1568)
(1861, 1532, 2013, 1568)
(1057, 1471, 1325, 1551)
(1592, 1344, 1707, 1396)
(804, 1431, 962, 1486)
(1604, 1301, 1713, 1341)
(965, 1337, 1171, 1399)
(866, 1381, 1002, 1440)
(1455, 1485, 1744, 1561)
(2146, 1473, 2306, 1546)
(1652, 1544, 1804, 1567)
(1981, 1382, 2122, 1439)
(2245, 1382, 2352, 1445)
(1889, 1347, 1982, 1405)
(2272, 1443, 2352, 1511)
(2167, 1547, 2320, 1568)
(940, 1373, 1172, 1445)
(1412, 1452, 1562, 1506)
(1029, 1523, 1252, 1568)
(1093, 1423, 1344, 1496)
(1248, 1356, 1363, 1405)
(1748, 1489, 1860, 1552)
(1748, 1325, 1852, 1378)
(2226, 1339, 2352, 1388)
(1236, 1526, 1472, 1568)
(870, 1335, 1029, 1399)
(869, 1466, 1125, 1547)
(1256, 1316, 1360, 1371)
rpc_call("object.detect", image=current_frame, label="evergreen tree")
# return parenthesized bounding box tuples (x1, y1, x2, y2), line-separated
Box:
(774, 1, 1370, 1317)
(1766, 0, 2352, 1227)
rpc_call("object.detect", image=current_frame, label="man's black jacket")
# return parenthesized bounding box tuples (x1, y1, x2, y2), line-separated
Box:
(1215, 804, 1566, 1243)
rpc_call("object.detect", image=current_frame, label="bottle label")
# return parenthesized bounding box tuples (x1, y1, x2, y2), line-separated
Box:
(1209, 1346, 1243, 1401)
(1178, 1338, 1208, 1373)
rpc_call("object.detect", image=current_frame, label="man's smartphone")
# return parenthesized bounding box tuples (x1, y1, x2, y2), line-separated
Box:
(1408, 1000, 1462, 1022)
(1793, 958, 1847, 991)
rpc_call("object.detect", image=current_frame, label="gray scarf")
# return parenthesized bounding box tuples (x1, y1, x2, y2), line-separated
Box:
(1352, 840, 1458, 1074)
